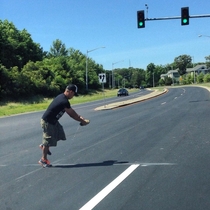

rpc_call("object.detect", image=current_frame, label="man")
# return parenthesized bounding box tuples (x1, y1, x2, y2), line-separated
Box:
(39, 84, 89, 167)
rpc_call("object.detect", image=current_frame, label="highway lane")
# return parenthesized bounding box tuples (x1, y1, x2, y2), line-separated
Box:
(1, 86, 210, 210)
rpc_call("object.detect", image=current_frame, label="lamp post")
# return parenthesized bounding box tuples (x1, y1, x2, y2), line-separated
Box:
(171, 66, 174, 85)
(86, 46, 105, 90)
(112, 60, 124, 88)
(198, 34, 210, 38)
(123, 78, 126, 88)
(191, 56, 196, 83)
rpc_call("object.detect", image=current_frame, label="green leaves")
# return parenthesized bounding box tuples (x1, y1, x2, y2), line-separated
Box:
(174, 55, 192, 76)
(0, 20, 44, 69)
(49, 39, 68, 57)
(205, 55, 210, 69)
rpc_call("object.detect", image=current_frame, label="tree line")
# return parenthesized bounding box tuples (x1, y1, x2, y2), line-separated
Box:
(1, 19, 210, 101)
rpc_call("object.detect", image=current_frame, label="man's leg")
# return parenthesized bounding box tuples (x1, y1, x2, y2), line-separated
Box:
(39, 119, 52, 167)
(39, 145, 51, 167)
(42, 145, 49, 160)
(39, 144, 52, 155)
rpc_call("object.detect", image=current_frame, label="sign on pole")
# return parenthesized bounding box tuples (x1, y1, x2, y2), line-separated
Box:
(98, 73, 106, 83)
(98, 73, 106, 107)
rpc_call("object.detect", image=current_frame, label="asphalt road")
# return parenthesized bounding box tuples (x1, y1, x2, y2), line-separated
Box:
(1, 86, 210, 210)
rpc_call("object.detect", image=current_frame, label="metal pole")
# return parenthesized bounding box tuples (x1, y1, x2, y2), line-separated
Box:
(85, 46, 105, 91)
(86, 51, 88, 90)
(112, 63, 114, 89)
(145, 4, 149, 19)
(192, 56, 195, 83)
(112, 60, 124, 89)
(145, 14, 210, 22)
(198, 34, 210, 38)
(171, 66, 174, 85)
(194, 70, 196, 83)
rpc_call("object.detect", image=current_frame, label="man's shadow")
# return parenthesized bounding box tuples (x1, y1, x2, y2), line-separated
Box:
(51, 160, 129, 168)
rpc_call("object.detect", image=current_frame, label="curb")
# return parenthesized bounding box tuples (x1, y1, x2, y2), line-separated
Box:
(94, 89, 168, 111)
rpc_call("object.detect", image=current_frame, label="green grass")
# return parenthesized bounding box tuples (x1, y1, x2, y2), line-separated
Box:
(0, 88, 139, 117)
(195, 83, 210, 88)
(2, 84, 207, 117)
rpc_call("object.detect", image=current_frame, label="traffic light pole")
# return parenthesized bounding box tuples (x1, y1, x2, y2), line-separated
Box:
(145, 14, 210, 21)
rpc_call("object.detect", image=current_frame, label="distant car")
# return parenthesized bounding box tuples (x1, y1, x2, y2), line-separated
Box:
(117, 88, 129, 96)
(140, 86, 144, 89)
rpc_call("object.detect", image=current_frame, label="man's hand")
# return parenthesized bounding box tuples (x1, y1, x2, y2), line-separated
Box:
(80, 119, 90, 126)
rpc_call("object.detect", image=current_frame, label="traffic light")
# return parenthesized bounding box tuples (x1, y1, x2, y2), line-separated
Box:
(181, 7, 189, 25)
(137, 10, 145, 28)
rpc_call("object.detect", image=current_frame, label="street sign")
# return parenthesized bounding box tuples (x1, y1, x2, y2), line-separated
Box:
(98, 73, 106, 83)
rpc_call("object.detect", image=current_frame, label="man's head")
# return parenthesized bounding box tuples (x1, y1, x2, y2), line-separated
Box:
(65, 84, 78, 99)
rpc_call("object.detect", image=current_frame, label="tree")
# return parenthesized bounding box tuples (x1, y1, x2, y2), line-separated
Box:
(130, 68, 139, 88)
(159, 78, 165, 86)
(87, 61, 104, 89)
(174, 55, 192, 75)
(0, 20, 44, 69)
(185, 74, 193, 84)
(204, 73, 210, 82)
(197, 73, 204, 83)
(165, 76, 172, 85)
(145, 63, 155, 87)
(67, 48, 86, 89)
(0, 64, 10, 99)
(205, 55, 210, 69)
(49, 39, 68, 57)
(155, 65, 167, 86)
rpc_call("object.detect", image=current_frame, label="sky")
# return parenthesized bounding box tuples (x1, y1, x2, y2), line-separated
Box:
(0, 0, 210, 70)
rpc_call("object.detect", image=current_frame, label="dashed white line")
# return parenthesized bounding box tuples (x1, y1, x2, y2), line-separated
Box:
(140, 163, 176, 167)
(79, 164, 140, 210)
(161, 102, 166, 105)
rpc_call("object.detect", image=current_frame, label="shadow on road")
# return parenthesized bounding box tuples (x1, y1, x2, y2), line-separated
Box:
(51, 160, 129, 168)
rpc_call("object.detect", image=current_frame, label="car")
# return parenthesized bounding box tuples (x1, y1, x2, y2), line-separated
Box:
(117, 88, 129, 96)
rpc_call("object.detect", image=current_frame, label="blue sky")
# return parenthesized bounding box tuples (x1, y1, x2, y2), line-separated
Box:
(0, 0, 210, 70)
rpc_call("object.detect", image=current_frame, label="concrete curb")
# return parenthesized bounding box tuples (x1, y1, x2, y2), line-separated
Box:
(94, 88, 168, 111)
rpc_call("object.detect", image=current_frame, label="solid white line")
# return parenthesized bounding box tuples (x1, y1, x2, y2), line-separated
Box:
(79, 164, 139, 210)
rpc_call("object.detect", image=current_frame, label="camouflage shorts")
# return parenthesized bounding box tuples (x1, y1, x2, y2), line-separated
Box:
(41, 119, 66, 147)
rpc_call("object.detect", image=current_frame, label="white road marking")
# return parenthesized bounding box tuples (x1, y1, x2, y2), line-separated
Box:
(15, 168, 42, 181)
(79, 164, 140, 210)
(161, 102, 166, 105)
(140, 163, 176, 167)
(174, 97, 177, 99)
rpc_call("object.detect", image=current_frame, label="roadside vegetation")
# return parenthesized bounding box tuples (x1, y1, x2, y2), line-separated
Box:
(1, 20, 210, 116)
(0, 88, 140, 116)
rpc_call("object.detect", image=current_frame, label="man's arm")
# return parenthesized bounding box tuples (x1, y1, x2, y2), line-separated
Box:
(65, 107, 89, 125)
